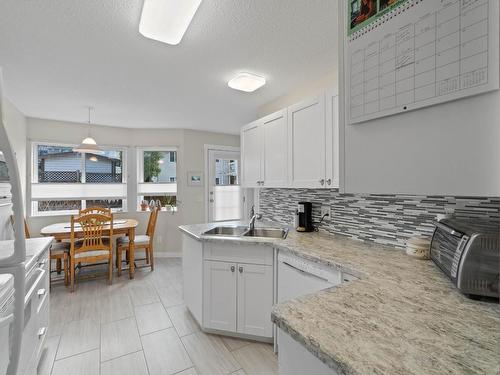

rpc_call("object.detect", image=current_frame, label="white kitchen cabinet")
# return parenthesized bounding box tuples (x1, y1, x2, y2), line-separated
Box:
(240, 88, 339, 189)
(288, 94, 327, 188)
(241, 120, 262, 188)
(261, 110, 288, 187)
(237, 263, 274, 337)
(278, 329, 337, 375)
(203, 260, 237, 332)
(182, 234, 203, 325)
(201, 242, 274, 339)
(325, 89, 340, 188)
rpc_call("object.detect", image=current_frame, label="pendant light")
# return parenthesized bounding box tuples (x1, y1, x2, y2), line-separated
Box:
(74, 106, 104, 154)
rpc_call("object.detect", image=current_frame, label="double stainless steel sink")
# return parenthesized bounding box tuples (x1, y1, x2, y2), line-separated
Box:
(203, 226, 288, 239)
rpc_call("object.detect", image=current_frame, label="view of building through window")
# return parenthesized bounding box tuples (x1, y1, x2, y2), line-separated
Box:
(214, 158, 238, 185)
(143, 150, 176, 183)
(138, 149, 177, 211)
(32, 143, 125, 215)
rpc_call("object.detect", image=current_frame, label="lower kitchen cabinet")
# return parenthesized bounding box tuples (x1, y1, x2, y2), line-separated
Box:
(278, 329, 337, 375)
(203, 260, 237, 332)
(182, 234, 275, 340)
(203, 260, 274, 339)
(237, 263, 273, 337)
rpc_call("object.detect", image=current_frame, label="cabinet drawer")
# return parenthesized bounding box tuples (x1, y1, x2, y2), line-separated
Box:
(204, 242, 273, 266)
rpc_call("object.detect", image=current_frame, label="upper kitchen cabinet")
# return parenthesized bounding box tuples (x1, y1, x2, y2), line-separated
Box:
(241, 120, 262, 188)
(241, 109, 288, 188)
(326, 88, 340, 188)
(261, 110, 288, 187)
(240, 88, 339, 189)
(288, 94, 326, 188)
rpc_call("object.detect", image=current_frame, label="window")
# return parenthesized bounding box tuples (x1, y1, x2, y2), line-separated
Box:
(137, 148, 177, 211)
(31, 142, 127, 216)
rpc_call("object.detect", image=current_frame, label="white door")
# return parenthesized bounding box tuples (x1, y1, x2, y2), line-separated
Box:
(241, 121, 262, 188)
(203, 261, 237, 332)
(208, 150, 244, 222)
(237, 263, 273, 338)
(262, 110, 288, 187)
(288, 94, 326, 188)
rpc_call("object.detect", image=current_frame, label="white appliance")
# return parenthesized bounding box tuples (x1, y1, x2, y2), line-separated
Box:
(0, 68, 27, 375)
(276, 252, 359, 375)
(277, 252, 343, 304)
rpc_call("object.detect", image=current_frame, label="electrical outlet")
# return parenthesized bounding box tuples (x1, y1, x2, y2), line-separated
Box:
(321, 205, 331, 219)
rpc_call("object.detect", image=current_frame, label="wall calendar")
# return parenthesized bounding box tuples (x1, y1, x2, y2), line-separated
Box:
(346, 0, 499, 124)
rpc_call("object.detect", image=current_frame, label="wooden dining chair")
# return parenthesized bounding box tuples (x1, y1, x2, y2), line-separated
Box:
(70, 213, 113, 292)
(116, 207, 159, 276)
(79, 206, 112, 216)
(10, 215, 70, 285)
(9, 214, 30, 238)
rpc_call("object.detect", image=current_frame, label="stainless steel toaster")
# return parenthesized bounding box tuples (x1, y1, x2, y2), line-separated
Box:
(430, 218, 499, 299)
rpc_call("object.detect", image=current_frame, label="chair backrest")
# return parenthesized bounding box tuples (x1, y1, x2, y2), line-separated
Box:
(71, 213, 113, 255)
(10, 215, 31, 239)
(146, 207, 159, 239)
(79, 206, 112, 216)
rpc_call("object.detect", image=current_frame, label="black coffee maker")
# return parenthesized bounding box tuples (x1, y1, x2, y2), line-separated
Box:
(296, 202, 314, 232)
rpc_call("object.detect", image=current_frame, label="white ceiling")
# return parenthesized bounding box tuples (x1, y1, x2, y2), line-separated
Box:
(0, 0, 338, 134)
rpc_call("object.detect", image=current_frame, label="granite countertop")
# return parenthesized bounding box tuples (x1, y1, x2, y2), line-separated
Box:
(179, 222, 500, 375)
(0, 237, 53, 269)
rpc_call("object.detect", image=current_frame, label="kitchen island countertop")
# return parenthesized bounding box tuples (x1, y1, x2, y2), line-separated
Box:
(179, 221, 500, 375)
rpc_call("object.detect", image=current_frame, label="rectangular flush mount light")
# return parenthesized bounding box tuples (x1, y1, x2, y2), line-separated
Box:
(139, 0, 202, 45)
(228, 73, 266, 92)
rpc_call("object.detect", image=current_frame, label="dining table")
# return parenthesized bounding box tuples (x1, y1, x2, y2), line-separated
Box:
(40, 218, 139, 279)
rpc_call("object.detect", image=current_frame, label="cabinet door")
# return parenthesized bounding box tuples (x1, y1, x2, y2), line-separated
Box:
(288, 94, 326, 188)
(241, 121, 262, 187)
(237, 264, 273, 338)
(262, 110, 288, 187)
(203, 261, 237, 332)
(325, 89, 340, 188)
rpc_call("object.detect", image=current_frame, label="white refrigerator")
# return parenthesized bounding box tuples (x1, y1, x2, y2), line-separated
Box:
(0, 69, 27, 375)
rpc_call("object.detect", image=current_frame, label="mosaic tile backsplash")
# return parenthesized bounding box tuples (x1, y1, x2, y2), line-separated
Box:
(258, 189, 500, 249)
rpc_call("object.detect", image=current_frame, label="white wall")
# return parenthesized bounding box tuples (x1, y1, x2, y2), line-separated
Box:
(343, 91, 500, 196)
(2, 98, 27, 199)
(338, 2, 500, 197)
(258, 71, 338, 118)
(26, 118, 239, 256)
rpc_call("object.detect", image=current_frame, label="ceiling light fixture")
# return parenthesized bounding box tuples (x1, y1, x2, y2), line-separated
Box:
(228, 72, 266, 92)
(74, 107, 104, 155)
(139, 0, 203, 45)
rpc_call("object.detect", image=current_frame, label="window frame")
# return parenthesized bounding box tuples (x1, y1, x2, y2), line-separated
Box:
(136, 146, 178, 212)
(30, 141, 128, 217)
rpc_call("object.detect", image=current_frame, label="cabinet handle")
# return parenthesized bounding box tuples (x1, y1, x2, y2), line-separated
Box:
(37, 288, 46, 298)
(38, 327, 47, 339)
(230, 266, 235, 272)
(326, 178, 332, 185)
(239, 266, 243, 273)
(319, 179, 325, 185)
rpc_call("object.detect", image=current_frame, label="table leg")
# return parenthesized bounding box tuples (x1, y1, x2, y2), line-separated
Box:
(129, 227, 135, 279)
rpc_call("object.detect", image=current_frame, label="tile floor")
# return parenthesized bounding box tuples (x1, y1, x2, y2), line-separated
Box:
(38, 258, 278, 375)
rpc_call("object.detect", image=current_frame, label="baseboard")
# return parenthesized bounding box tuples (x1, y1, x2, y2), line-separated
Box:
(155, 252, 182, 258)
